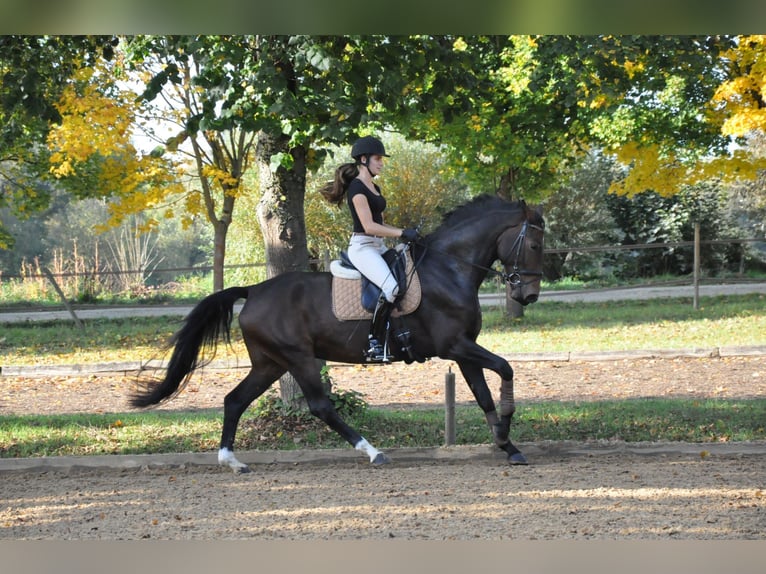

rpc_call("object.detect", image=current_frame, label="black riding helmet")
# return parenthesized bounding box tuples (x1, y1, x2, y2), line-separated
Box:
(351, 135, 390, 163)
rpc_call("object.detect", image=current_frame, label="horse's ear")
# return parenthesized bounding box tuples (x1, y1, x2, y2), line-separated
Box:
(535, 205, 544, 217)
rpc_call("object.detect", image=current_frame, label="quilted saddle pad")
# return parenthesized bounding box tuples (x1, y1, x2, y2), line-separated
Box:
(331, 254, 422, 321)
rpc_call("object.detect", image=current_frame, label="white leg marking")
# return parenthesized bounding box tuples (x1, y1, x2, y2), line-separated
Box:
(354, 438, 382, 463)
(218, 447, 248, 472)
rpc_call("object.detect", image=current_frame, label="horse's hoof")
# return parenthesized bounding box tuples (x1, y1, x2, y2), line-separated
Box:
(234, 465, 252, 474)
(372, 453, 391, 465)
(508, 452, 528, 466)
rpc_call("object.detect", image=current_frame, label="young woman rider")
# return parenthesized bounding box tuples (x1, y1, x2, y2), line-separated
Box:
(320, 135, 420, 361)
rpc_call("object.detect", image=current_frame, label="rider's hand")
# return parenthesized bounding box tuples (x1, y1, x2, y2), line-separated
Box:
(400, 228, 421, 243)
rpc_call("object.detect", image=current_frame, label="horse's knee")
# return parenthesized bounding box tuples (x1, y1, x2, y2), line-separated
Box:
(307, 397, 335, 421)
(498, 362, 514, 383)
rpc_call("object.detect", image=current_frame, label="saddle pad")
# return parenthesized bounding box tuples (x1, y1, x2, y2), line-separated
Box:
(332, 255, 422, 321)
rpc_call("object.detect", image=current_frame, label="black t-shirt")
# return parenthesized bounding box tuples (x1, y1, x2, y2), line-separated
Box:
(347, 178, 387, 233)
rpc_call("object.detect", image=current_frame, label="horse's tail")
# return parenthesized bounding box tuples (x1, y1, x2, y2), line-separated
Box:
(130, 286, 249, 408)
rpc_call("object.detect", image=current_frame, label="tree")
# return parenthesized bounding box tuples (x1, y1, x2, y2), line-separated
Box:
(125, 37, 260, 292)
(45, 59, 184, 233)
(542, 153, 623, 281)
(0, 35, 118, 248)
(389, 36, 743, 202)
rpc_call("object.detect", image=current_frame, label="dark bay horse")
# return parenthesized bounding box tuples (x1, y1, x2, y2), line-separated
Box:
(131, 195, 545, 472)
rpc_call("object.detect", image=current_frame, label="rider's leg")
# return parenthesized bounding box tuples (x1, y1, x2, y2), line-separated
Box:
(366, 296, 394, 361)
(347, 236, 399, 303)
(347, 236, 399, 361)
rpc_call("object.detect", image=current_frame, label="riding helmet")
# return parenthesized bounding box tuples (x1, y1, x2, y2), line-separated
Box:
(351, 136, 389, 160)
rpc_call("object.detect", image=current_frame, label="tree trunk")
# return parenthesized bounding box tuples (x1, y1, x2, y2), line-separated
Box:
(254, 131, 316, 407)
(505, 283, 524, 319)
(212, 218, 229, 293)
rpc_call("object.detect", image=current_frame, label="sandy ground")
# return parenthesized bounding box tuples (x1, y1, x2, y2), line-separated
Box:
(1, 355, 765, 540)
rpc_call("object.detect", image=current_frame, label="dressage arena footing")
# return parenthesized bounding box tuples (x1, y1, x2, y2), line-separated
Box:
(2, 441, 765, 474)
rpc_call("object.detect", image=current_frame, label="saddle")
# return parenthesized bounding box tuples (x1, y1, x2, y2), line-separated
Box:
(330, 245, 421, 321)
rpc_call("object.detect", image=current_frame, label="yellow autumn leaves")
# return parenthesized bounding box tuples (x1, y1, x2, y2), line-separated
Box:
(713, 35, 766, 138)
(611, 36, 766, 197)
(46, 63, 185, 232)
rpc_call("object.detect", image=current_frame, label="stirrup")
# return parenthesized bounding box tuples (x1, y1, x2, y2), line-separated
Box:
(364, 338, 391, 363)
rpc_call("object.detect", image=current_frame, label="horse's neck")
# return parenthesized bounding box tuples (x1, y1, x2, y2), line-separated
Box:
(430, 216, 506, 285)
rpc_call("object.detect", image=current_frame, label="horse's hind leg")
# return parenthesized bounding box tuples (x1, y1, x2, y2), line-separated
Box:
(218, 362, 285, 473)
(291, 361, 390, 465)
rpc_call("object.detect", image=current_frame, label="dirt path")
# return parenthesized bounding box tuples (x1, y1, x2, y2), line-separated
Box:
(2, 448, 764, 540)
(1, 355, 765, 540)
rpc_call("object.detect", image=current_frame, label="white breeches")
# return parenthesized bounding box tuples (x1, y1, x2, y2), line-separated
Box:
(347, 235, 399, 303)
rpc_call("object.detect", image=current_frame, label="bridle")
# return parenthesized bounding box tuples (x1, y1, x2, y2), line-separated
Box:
(500, 220, 544, 286)
(409, 218, 544, 287)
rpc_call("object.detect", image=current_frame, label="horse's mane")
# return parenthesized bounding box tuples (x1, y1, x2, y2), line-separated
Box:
(431, 195, 529, 235)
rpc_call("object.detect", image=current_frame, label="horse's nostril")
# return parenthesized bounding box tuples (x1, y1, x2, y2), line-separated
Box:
(525, 294, 538, 304)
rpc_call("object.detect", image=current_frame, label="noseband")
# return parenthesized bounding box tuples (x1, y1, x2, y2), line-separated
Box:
(501, 220, 544, 287)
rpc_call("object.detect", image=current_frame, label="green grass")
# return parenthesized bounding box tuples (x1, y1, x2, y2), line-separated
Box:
(1, 293, 765, 366)
(479, 294, 766, 353)
(2, 398, 764, 459)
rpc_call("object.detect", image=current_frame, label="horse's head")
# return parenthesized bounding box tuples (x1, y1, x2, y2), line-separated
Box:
(497, 203, 545, 306)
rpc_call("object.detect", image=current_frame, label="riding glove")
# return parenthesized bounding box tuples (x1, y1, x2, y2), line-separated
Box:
(400, 228, 420, 243)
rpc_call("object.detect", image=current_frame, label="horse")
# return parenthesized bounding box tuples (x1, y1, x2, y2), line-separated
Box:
(131, 195, 545, 473)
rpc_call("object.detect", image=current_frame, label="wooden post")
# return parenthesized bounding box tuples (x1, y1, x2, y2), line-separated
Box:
(444, 367, 456, 446)
(42, 267, 84, 329)
(693, 222, 700, 310)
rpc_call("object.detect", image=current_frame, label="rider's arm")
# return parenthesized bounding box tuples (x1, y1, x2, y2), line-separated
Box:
(351, 194, 403, 238)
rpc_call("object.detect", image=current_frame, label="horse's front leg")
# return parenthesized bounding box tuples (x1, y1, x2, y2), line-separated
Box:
(455, 355, 528, 466)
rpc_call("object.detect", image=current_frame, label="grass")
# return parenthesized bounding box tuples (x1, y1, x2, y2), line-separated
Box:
(2, 398, 764, 459)
(2, 293, 764, 365)
(479, 293, 766, 354)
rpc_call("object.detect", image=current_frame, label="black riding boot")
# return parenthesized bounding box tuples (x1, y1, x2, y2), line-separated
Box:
(365, 297, 393, 362)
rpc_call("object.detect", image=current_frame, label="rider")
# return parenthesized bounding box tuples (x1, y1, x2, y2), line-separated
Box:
(320, 135, 420, 361)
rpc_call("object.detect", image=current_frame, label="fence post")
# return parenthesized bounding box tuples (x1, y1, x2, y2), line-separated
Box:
(444, 367, 456, 446)
(693, 222, 700, 310)
(42, 267, 84, 329)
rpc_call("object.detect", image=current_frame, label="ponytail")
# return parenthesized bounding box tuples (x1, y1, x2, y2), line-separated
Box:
(319, 163, 359, 207)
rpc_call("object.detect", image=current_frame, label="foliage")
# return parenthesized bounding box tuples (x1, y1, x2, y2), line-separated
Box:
(0, 35, 118, 248)
(251, 386, 368, 421)
(542, 153, 623, 280)
(712, 35, 766, 140)
(610, 35, 766, 198)
(606, 182, 744, 277)
(5, 35, 766, 297)
(0, 190, 213, 299)
(725, 132, 766, 257)
(221, 168, 267, 285)
(390, 36, 741, 202)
